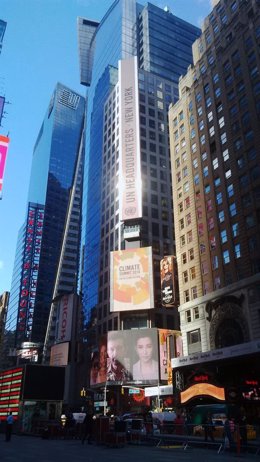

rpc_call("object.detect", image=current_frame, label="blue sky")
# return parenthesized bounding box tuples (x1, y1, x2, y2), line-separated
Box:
(0, 0, 212, 294)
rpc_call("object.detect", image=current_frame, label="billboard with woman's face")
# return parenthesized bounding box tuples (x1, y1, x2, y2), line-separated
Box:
(132, 328, 159, 383)
(91, 329, 160, 385)
(160, 256, 178, 307)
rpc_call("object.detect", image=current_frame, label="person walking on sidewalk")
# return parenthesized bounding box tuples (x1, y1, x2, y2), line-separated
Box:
(5, 411, 14, 442)
(203, 412, 215, 442)
(81, 409, 94, 445)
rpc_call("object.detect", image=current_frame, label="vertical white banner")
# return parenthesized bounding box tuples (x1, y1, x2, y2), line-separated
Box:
(57, 294, 74, 342)
(119, 57, 142, 221)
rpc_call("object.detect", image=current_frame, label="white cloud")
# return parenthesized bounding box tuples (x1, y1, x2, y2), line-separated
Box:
(0, 260, 4, 270)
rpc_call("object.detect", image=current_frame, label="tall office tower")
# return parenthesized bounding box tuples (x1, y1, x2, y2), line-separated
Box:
(42, 133, 85, 363)
(0, 20, 6, 55)
(6, 83, 85, 355)
(169, 0, 260, 356)
(79, 1, 200, 345)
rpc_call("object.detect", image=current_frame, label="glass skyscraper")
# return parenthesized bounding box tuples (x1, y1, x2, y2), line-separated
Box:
(6, 83, 85, 350)
(79, 1, 201, 339)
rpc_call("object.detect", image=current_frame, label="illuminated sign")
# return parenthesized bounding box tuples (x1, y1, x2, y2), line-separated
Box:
(180, 383, 225, 404)
(145, 385, 173, 397)
(110, 247, 154, 312)
(160, 256, 178, 307)
(119, 56, 142, 221)
(158, 329, 182, 383)
(17, 203, 44, 344)
(194, 375, 209, 382)
(132, 389, 145, 403)
(245, 380, 258, 386)
(17, 348, 38, 361)
(0, 134, 10, 198)
(0, 367, 23, 420)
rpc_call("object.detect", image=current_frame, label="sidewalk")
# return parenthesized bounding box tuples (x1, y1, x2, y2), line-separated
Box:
(1, 434, 259, 462)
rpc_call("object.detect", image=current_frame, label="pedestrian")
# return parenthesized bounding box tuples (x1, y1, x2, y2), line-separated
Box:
(223, 417, 233, 450)
(203, 412, 215, 442)
(81, 409, 94, 445)
(5, 411, 14, 442)
(174, 412, 184, 435)
(238, 408, 247, 451)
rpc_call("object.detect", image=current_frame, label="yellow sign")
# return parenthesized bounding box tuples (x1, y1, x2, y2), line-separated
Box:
(180, 383, 225, 403)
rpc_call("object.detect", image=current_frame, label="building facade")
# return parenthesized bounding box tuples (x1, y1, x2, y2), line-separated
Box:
(169, 0, 260, 357)
(5, 83, 85, 357)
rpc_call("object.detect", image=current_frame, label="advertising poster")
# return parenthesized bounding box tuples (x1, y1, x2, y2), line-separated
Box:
(90, 335, 107, 386)
(160, 256, 178, 307)
(102, 328, 159, 384)
(158, 329, 182, 383)
(50, 342, 69, 366)
(131, 328, 159, 383)
(106, 330, 132, 383)
(110, 247, 154, 312)
(159, 329, 173, 383)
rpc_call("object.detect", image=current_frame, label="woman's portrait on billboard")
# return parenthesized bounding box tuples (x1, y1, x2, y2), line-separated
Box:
(132, 330, 159, 381)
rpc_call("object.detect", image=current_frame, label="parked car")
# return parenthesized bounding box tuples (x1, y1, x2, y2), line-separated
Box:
(124, 418, 147, 439)
(190, 404, 239, 437)
(151, 411, 177, 434)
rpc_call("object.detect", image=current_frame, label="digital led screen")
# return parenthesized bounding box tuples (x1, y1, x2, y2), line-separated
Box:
(22, 365, 65, 400)
(0, 367, 23, 420)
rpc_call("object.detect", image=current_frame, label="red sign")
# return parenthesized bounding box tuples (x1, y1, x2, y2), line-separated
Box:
(245, 380, 258, 386)
(194, 375, 209, 382)
(0, 368, 23, 420)
(0, 135, 10, 197)
(17, 204, 44, 343)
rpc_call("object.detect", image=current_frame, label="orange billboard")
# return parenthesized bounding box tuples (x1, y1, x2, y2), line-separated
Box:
(110, 247, 154, 312)
(180, 383, 225, 404)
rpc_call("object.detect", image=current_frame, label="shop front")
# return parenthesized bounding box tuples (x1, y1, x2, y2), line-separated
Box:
(171, 341, 260, 424)
(0, 364, 65, 435)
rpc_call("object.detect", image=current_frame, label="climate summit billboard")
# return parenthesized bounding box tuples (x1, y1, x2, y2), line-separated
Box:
(110, 247, 154, 312)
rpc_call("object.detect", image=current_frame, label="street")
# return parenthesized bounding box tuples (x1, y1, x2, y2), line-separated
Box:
(1, 435, 259, 462)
